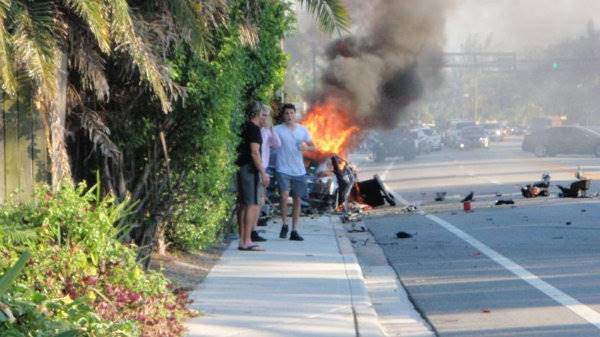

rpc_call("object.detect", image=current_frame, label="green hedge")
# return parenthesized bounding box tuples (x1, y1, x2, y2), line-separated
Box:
(166, 0, 294, 251)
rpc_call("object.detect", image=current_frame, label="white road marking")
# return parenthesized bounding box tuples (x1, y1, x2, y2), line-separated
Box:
(389, 189, 600, 330)
(380, 159, 399, 180)
(444, 192, 522, 200)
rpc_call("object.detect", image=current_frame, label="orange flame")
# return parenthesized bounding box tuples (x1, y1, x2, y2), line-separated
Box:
(301, 99, 360, 157)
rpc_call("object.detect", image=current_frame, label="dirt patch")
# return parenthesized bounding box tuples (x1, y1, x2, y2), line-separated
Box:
(149, 240, 230, 291)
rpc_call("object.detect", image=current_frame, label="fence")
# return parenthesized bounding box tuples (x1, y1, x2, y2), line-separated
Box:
(0, 89, 49, 203)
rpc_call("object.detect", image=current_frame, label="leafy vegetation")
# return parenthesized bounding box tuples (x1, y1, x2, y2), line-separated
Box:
(0, 184, 195, 336)
(164, 0, 294, 250)
(0, 0, 350, 335)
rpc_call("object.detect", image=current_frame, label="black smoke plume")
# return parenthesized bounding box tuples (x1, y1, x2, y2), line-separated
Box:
(315, 0, 452, 129)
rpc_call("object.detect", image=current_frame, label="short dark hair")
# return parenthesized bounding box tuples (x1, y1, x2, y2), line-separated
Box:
(281, 103, 296, 113)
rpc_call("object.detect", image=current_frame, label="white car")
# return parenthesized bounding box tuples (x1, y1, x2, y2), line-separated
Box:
(411, 127, 442, 153)
(423, 128, 442, 151)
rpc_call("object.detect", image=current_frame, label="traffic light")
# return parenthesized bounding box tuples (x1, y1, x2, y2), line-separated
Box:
(552, 62, 559, 70)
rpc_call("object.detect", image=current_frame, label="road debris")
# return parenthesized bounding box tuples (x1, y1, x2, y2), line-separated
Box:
(495, 199, 515, 206)
(405, 204, 419, 213)
(521, 173, 551, 198)
(435, 191, 447, 202)
(558, 169, 591, 198)
(461, 192, 474, 202)
(347, 223, 366, 233)
(396, 231, 413, 239)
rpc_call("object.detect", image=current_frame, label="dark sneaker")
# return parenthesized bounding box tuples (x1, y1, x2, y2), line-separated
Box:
(279, 225, 289, 239)
(257, 217, 268, 227)
(251, 230, 267, 242)
(289, 230, 304, 241)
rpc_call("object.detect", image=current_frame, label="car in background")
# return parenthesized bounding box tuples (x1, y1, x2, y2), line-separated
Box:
(444, 120, 476, 147)
(506, 124, 527, 135)
(457, 126, 489, 150)
(522, 126, 600, 157)
(410, 127, 442, 153)
(424, 127, 442, 151)
(368, 128, 418, 162)
(482, 122, 505, 141)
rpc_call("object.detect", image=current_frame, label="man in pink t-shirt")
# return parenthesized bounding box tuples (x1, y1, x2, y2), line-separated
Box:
(250, 111, 281, 242)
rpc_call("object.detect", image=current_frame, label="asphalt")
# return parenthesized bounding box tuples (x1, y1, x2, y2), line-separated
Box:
(185, 215, 429, 337)
(366, 198, 600, 337)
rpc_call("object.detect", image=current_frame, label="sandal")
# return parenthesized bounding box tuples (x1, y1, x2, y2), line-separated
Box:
(238, 245, 265, 251)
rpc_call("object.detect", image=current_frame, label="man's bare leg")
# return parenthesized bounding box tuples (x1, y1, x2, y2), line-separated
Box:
(292, 196, 301, 231)
(279, 191, 290, 238)
(280, 191, 289, 224)
(237, 205, 244, 241)
(250, 197, 266, 242)
(289, 196, 304, 241)
(243, 205, 260, 247)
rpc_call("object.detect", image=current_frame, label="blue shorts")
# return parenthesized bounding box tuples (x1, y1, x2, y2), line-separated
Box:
(276, 172, 307, 198)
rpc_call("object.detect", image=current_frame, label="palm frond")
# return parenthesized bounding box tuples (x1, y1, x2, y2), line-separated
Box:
(127, 10, 186, 102)
(70, 32, 109, 101)
(79, 108, 122, 161)
(298, 0, 350, 34)
(9, 1, 60, 98)
(64, 0, 111, 53)
(65, 84, 119, 160)
(79, 108, 122, 162)
(0, 0, 16, 95)
(166, 0, 228, 58)
(236, 0, 260, 47)
(238, 20, 258, 47)
(109, 0, 171, 112)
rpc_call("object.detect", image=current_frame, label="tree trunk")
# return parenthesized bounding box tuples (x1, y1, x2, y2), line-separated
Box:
(48, 51, 71, 191)
(156, 222, 167, 256)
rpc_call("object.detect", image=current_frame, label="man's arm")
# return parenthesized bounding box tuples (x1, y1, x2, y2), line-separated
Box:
(300, 128, 316, 152)
(251, 142, 270, 187)
(300, 140, 316, 152)
(269, 128, 281, 148)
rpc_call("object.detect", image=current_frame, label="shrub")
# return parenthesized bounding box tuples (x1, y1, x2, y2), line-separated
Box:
(0, 183, 195, 336)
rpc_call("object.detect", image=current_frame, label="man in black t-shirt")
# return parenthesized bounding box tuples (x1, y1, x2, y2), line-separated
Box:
(236, 102, 270, 251)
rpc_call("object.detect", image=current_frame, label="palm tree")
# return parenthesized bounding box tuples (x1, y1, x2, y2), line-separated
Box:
(0, 0, 348, 191)
(238, 0, 349, 45)
(297, 0, 349, 34)
(0, 0, 225, 190)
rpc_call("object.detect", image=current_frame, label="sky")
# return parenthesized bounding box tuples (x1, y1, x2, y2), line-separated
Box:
(445, 0, 600, 52)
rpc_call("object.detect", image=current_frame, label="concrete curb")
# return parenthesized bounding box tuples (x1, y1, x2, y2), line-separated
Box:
(331, 217, 386, 337)
(342, 222, 436, 337)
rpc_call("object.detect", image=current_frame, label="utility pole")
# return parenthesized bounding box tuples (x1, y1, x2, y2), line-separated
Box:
(312, 43, 317, 94)
(280, 38, 285, 103)
(473, 73, 479, 122)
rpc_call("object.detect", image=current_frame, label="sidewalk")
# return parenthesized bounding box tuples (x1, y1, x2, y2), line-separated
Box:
(185, 215, 385, 337)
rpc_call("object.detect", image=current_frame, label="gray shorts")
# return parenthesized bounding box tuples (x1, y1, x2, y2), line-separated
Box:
(237, 164, 264, 206)
(276, 172, 307, 198)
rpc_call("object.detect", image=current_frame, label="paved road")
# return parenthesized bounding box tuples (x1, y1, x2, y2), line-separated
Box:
(350, 137, 600, 336)
(351, 136, 600, 205)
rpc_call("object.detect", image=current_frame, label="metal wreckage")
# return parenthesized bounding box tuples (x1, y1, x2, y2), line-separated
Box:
(259, 154, 396, 225)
